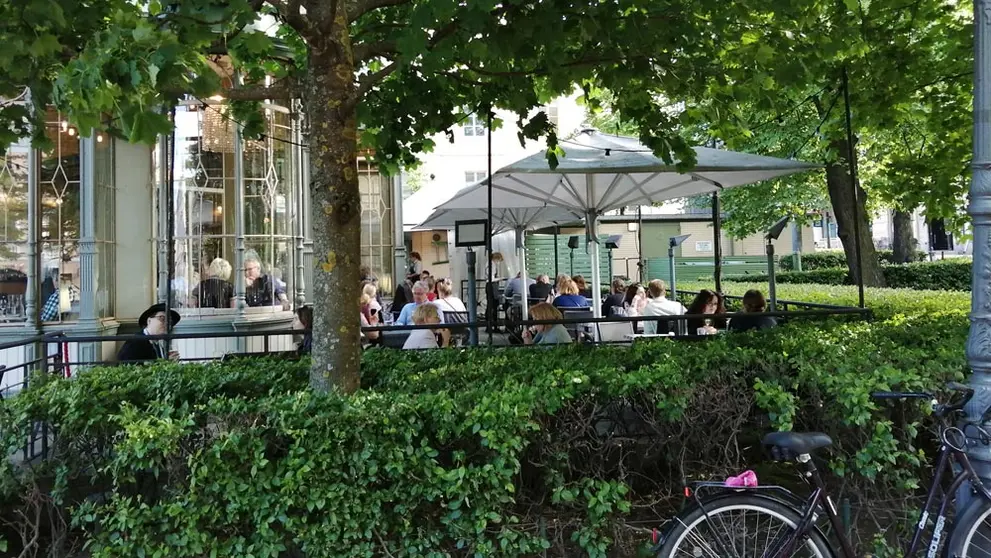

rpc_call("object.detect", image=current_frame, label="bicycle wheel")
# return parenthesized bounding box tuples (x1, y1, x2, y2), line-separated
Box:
(948, 500, 991, 556)
(655, 493, 836, 558)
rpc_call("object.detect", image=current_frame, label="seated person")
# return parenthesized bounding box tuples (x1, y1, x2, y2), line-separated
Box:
(523, 302, 573, 345)
(686, 289, 726, 334)
(244, 255, 288, 308)
(293, 305, 313, 355)
(191, 258, 234, 308)
(504, 272, 535, 307)
(529, 274, 553, 302)
(433, 278, 468, 321)
(641, 279, 686, 334)
(572, 275, 592, 298)
(728, 289, 778, 332)
(392, 274, 417, 320)
(552, 278, 588, 309)
(403, 303, 450, 349)
(396, 281, 436, 326)
(359, 294, 381, 345)
(117, 303, 181, 363)
(601, 278, 627, 317)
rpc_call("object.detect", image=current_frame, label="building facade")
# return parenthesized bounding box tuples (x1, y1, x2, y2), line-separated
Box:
(0, 98, 399, 391)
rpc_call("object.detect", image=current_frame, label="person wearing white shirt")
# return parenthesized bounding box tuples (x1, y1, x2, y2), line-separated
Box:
(640, 279, 686, 334)
(432, 278, 467, 321)
(403, 302, 450, 350)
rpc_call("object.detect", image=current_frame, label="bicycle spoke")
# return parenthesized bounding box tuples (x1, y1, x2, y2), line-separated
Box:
(664, 504, 826, 558)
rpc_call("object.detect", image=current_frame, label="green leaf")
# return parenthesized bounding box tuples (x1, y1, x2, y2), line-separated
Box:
(29, 34, 61, 57)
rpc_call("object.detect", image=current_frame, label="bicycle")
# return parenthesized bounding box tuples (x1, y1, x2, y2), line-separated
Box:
(650, 382, 991, 557)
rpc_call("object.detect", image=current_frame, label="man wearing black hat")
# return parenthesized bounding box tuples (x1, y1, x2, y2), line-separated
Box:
(117, 303, 181, 363)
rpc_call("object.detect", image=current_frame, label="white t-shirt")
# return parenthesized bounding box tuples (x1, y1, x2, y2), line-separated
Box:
(640, 297, 687, 334)
(403, 329, 439, 350)
(433, 296, 467, 320)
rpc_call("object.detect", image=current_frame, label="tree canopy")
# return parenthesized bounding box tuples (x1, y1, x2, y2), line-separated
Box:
(642, 0, 972, 281)
(1, 0, 972, 388)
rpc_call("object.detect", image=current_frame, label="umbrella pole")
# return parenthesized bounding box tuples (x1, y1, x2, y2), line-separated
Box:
(637, 206, 644, 283)
(517, 227, 528, 322)
(586, 179, 602, 323)
(712, 192, 723, 293)
(486, 106, 494, 345)
(554, 225, 560, 278)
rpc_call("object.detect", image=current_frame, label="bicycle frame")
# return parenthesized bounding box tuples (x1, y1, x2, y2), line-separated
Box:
(769, 427, 991, 558)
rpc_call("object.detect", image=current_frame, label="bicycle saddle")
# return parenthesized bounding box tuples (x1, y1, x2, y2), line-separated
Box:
(762, 431, 833, 459)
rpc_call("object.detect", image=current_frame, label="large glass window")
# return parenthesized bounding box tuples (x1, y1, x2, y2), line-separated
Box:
(164, 101, 295, 314)
(359, 159, 394, 294)
(0, 141, 29, 322)
(169, 102, 236, 310)
(243, 107, 293, 309)
(39, 111, 81, 323)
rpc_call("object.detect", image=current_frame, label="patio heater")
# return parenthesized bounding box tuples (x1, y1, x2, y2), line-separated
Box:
(568, 235, 579, 275)
(605, 235, 621, 281)
(765, 216, 790, 312)
(455, 219, 489, 346)
(668, 234, 691, 302)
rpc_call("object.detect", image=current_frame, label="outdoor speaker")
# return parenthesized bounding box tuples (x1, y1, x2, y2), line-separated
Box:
(605, 235, 622, 250)
(568, 235, 580, 249)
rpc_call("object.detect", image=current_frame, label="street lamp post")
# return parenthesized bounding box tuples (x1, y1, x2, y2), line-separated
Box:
(964, 0, 991, 509)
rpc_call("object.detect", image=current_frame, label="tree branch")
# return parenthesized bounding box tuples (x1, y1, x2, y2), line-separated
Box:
(459, 56, 636, 78)
(348, 0, 413, 23)
(351, 62, 399, 104)
(221, 85, 293, 101)
(353, 40, 397, 64)
(270, 0, 312, 35)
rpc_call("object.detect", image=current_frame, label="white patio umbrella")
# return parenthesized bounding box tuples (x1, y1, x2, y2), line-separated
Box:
(437, 129, 819, 320)
(417, 200, 582, 321)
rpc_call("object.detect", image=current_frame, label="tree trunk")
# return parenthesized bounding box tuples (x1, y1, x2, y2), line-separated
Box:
(891, 209, 917, 263)
(304, 24, 362, 393)
(825, 138, 886, 287)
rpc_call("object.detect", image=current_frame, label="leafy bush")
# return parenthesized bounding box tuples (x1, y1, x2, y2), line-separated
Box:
(779, 249, 928, 271)
(0, 293, 973, 556)
(725, 259, 973, 291)
(680, 280, 971, 321)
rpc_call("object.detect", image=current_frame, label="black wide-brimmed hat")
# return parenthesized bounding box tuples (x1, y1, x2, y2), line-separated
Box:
(138, 303, 181, 329)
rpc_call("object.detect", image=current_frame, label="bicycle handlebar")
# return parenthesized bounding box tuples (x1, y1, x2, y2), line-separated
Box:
(870, 391, 933, 400)
(871, 382, 977, 419)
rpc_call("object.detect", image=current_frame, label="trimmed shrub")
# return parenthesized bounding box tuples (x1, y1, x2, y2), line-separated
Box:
(679, 281, 971, 321)
(780, 249, 928, 271)
(0, 292, 973, 556)
(725, 259, 973, 292)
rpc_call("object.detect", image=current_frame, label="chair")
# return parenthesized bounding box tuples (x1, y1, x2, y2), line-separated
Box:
(380, 330, 412, 349)
(597, 321, 635, 343)
(561, 309, 594, 342)
(643, 315, 677, 335)
(443, 310, 470, 346)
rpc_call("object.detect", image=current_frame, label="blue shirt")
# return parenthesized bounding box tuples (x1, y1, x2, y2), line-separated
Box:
(553, 294, 589, 309)
(395, 302, 444, 326)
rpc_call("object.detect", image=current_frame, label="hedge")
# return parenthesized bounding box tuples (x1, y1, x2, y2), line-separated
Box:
(724, 259, 973, 292)
(680, 280, 971, 322)
(779, 249, 928, 271)
(0, 292, 973, 557)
